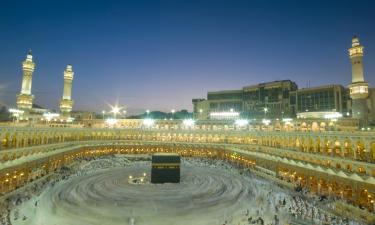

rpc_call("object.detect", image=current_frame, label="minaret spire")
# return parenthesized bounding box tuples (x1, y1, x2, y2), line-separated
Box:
(16, 50, 36, 110)
(59, 64, 74, 117)
(348, 36, 369, 125)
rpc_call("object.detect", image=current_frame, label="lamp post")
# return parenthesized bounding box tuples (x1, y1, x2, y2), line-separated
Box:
(264, 107, 268, 118)
(171, 109, 175, 120)
(146, 110, 150, 118)
(102, 110, 105, 120)
(123, 110, 127, 119)
(111, 106, 120, 119)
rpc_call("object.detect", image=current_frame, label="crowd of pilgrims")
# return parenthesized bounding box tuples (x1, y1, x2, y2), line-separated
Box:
(0, 155, 367, 225)
(185, 158, 365, 225)
(0, 155, 133, 225)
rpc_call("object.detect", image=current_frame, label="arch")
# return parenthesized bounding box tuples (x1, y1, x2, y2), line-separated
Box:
(311, 122, 319, 132)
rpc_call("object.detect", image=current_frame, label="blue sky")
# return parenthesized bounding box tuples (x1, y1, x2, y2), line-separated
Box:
(0, 0, 374, 114)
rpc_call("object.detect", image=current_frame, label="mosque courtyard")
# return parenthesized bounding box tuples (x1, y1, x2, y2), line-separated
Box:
(4, 155, 364, 225)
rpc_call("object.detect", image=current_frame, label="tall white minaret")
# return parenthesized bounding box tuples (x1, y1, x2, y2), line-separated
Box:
(17, 50, 35, 110)
(348, 36, 369, 124)
(59, 65, 74, 116)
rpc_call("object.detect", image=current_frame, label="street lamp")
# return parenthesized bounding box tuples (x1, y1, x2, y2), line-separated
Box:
(9, 108, 24, 123)
(143, 118, 154, 127)
(171, 109, 175, 119)
(146, 110, 150, 118)
(198, 108, 203, 120)
(263, 107, 268, 118)
(123, 110, 127, 119)
(183, 119, 195, 127)
(111, 106, 120, 119)
(102, 110, 105, 120)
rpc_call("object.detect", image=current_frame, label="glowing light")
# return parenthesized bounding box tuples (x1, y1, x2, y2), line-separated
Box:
(43, 112, 60, 121)
(183, 119, 195, 127)
(111, 106, 120, 114)
(105, 118, 117, 126)
(297, 111, 344, 119)
(235, 119, 249, 127)
(210, 111, 240, 120)
(324, 112, 343, 119)
(143, 118, 154, 126)
(9, 108, 24, 114)
(262, 119, 271, 125)
(282, 118, 293, 122)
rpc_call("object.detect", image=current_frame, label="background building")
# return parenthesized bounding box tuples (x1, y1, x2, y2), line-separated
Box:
(242, 80, 297, 119)
(290, 85, 349, 116)
(207, 90, 243, 113)
(192, 99, 209, 120)
(193, 80, 297, 120)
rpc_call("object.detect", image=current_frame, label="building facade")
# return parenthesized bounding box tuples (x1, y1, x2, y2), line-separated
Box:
(0, 124, 374, 218)
(193, 80, 297, 120)
(290, 85, 349, 116)
(207, 90, 243, 113)
(242, 80, 297, 118)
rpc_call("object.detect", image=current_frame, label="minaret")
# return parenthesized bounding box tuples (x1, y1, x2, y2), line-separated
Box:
(16, 50, 35, 110)
(59, 65, 74, 117)
(348, 36, 369, 124)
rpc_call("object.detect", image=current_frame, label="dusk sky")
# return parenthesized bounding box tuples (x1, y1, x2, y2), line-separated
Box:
(0, 0, 374, 114)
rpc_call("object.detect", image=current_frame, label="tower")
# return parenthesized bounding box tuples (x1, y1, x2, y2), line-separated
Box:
(59, 65, 74, 117)
(17, 50, 36, 110)
(348, 36, 369, 125)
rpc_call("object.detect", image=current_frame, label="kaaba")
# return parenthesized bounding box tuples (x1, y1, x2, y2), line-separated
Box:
(151, 153, 180, 183)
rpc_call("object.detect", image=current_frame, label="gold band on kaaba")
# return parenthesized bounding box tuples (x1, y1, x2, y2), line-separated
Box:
(151, 153, 180, 183)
